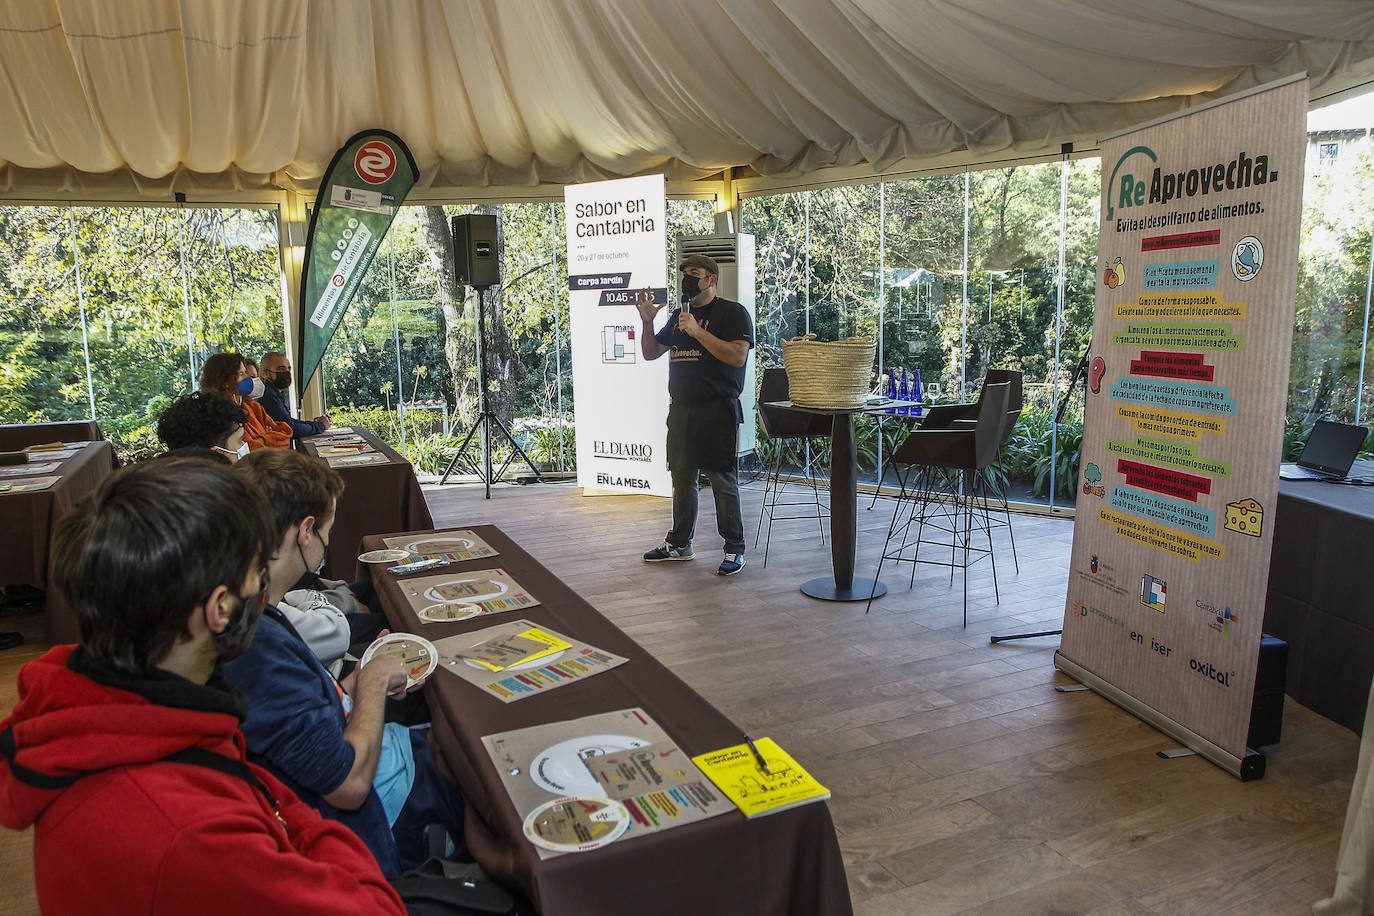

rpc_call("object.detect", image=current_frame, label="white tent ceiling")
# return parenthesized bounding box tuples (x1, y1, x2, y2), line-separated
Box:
(2, 0, 1374, 200)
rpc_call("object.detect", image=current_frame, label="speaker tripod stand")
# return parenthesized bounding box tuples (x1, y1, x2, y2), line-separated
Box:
(438, 286, 542, 498)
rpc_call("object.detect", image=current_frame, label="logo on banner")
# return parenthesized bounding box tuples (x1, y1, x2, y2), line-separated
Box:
(355, 141, 397, 184)
(596, 473, 651, 489)
(1107, 145, 1158, 219)
(593, 440, 653, 463)
(1190, 657, 1235, 688)
(1103, 257, 1126, 289)
(601, 326, 637, 364)
(1223, 497, 1264, 537)
(1231, 236, 1264, 281)
(1073, 600, 1125, 627)
(1198, 599, 1240, 639)
(1130, 624, 1172, 657)
(1140, 574, 1167, 613)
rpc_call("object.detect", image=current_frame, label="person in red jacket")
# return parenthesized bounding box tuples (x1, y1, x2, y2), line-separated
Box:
(0, 458, 404, 915)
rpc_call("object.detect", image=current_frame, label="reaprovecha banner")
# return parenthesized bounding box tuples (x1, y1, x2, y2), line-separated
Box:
(298, 129, 419, 393)
(564, 175, 672, 496)
(1057, 75, 1307, 778)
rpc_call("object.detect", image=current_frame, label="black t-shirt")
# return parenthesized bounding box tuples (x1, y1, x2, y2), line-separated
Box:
(654, 296, 754, 403)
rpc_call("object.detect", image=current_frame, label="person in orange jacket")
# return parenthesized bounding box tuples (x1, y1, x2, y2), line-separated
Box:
(200, 352, 292, 450)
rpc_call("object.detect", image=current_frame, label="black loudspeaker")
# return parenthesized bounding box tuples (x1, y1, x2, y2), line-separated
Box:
(1248, 633, 1288, 748)
(451, 213, 501, 289)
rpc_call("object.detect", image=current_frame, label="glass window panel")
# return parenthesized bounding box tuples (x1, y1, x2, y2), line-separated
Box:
(1292, 96, 1374, 452)
(0, 206, 91, 425)
(881, 174, 965, 406)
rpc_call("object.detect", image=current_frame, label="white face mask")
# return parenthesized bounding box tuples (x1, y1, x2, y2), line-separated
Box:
(235, 442, 250, 459)
(237, 376, 266, 399)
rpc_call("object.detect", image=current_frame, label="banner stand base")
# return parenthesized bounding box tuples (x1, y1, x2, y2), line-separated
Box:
(1054, 651, 1266, 782)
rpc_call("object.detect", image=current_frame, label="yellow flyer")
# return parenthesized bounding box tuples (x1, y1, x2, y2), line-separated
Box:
(691, 737, 829, 819)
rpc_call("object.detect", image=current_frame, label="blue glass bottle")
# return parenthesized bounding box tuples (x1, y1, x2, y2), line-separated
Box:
(910, 368, 923, 417)
(897, 368, 909, 415)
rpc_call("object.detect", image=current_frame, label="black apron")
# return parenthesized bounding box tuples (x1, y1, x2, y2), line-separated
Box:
(666, 398, 742, 472)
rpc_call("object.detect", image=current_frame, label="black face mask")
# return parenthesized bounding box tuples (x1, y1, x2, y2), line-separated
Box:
(680, 274, 701, 305)
(212, 573, 270, 661)
(272, 370, 292, 391)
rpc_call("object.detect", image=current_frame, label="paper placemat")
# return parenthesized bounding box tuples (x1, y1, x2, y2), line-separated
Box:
(316, 444, 377, 458)
(383, 530, 499, 562)
(431, 620, 628, 702)
(326, 452, 390, 467)
(0, 462, 61, 479)
(397, 567, 540, 616)
(0, 475, 61, 494)
(483, 709, 660, 858)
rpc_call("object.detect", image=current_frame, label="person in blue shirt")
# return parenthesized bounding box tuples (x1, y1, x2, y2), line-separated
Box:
(257, 351, 331, 437)
(222, 448, 464, 876)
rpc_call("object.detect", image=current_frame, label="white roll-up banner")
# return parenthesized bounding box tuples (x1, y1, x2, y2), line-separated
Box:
(1057, 76, 1307, 778)
(564, 175, 672, 496)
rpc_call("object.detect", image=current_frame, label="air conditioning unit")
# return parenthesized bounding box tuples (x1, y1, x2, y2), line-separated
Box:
(675, 233, 757, 457)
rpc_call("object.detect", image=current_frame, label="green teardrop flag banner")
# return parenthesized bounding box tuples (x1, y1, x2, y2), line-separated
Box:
(297, 129, 419, 395)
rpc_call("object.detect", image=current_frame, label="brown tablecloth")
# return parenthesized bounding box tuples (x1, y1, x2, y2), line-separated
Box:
(1264, 461, 1374, 734)
(362, 525, 853, 916)
(0, 420, 116, 469)
(299, 429, 434, 579)
(0, 440, 116, 644)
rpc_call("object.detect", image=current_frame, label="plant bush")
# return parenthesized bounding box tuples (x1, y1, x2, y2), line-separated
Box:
(326, 405, 577, 476)
(1001, 405, 1082, 500)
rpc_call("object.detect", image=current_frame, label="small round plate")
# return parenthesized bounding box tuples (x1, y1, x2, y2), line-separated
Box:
(358, 548, 410, 564)
(359, 632, 437, 687)
(522, 797, 631, 853)
(424, 576, 508, 604)
(418, 602, 483, 622)
(529, 734, 650, 796)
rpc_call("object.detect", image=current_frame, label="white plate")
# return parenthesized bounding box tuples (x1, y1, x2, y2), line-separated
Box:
(359, 633, 437, 687)
(418, 602, 483, 622)
(424, 576, 509, 605)
(405, 536, 475, 554)
(358, 548, 410, 564)
(522, 796, 631, 853)
(529, 734, 650, 796)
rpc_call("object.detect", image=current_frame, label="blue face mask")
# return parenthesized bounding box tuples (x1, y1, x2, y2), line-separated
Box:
(237, 377, 265, 399)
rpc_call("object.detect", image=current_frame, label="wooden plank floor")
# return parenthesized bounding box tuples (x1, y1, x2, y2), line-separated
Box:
(0, 476, 1359, 914)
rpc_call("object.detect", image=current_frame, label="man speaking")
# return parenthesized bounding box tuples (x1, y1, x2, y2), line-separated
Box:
(635, 254, 753, 576)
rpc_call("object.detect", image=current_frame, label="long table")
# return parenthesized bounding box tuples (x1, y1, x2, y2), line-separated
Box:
(0, 419, 105, 452)
(299, 428, 434, 578)
(1264, 461, 1374, 734)
(363, 525, 853, 916)
(0, 440, 116, 643)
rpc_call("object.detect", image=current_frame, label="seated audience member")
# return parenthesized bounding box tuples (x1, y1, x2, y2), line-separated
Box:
(0, 459, 404, 914)
(259, 351, 332, 437)
(200, 352, 291, 451)
(281, 575, 388, 677)
(224, 449, 464, 876)
(156, 391, 249, 461)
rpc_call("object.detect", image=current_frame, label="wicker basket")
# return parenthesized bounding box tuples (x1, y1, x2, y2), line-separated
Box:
(780, 334, 876, 410)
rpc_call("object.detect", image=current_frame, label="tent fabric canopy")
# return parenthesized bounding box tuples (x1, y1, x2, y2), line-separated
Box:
(2, 0, 1374, 199)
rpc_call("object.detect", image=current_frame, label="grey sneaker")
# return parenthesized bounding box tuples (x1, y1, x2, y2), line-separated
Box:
(717, 553, 746, 576)
(644, 542, 694, 562)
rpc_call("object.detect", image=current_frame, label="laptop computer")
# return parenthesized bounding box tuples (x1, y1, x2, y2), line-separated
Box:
(1279, 420, 1370, 480)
